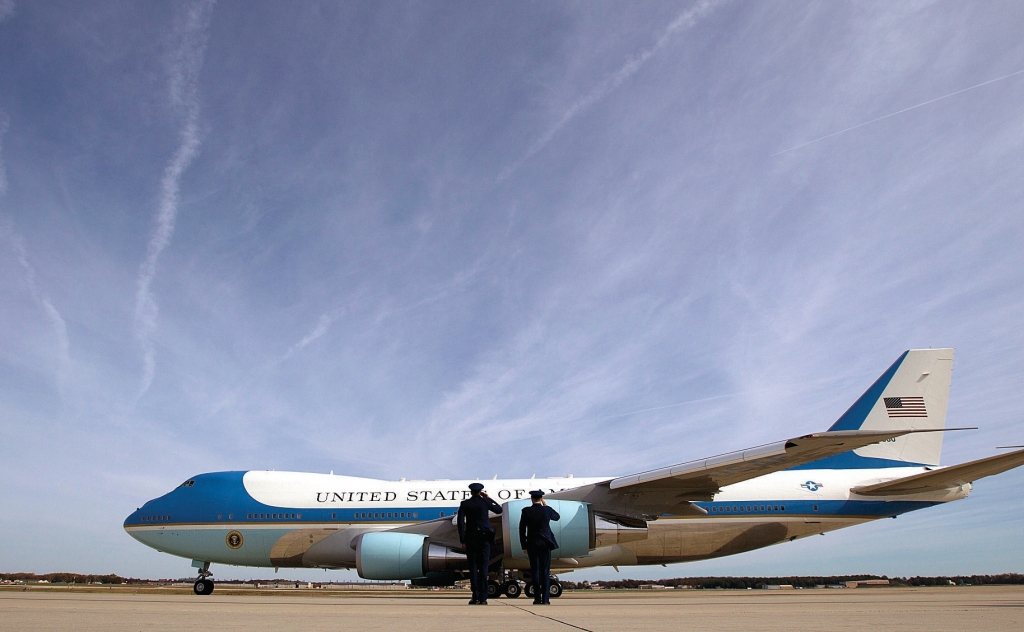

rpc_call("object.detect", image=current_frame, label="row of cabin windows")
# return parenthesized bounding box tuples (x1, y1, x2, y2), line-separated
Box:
(332, 512, 419, 520)
(709, 505, 820, 513)
(141, 515, 170, 522)
(711, 505, 785, 513)
(243, 512, 422, 520)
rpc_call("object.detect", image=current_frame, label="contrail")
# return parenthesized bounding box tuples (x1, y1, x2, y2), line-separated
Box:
(0, 110, 8, 194)
(134, 0, 215, 397)
(1, 108, 69, 368)
(597, 369, 878, 422)
(771, 68, 1024, 156)
(8, 229, 71, 369)
(499, 0, 725, 181)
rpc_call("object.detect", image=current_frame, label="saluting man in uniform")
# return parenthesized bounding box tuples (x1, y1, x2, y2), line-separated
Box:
(519, 490, 561, 605)
(457, 482, 502, 605)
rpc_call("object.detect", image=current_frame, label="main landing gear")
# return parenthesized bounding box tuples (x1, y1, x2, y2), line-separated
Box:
(487, 578, 523, 599)
(524, 577, 563, 600)
(193, 562, 215, 596)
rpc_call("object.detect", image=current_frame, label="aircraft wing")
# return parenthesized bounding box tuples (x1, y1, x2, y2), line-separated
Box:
(851, 447, 1024, 496)
(388, 514, 463, 547)
(386, 512, 505, 549)
(550, 429, 947, 520)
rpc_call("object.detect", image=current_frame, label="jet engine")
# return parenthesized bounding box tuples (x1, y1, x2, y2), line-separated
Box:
(500, 500, 595, 561)
(354, 532, 467, 580)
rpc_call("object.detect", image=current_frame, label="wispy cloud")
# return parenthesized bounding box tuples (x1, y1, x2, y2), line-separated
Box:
(282, 311, 340, 360)
(0, 1, 14, 25)
(499, 0, 724, 180)
(134, 0, 215, 397)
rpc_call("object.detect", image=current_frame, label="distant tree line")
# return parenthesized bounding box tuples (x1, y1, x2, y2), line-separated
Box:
(4, 572, 1023, 588)
(0, 573, 134, 585)
(559, 573, 1024, 590)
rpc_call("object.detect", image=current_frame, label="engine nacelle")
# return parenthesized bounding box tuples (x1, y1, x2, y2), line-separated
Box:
(355, 532, 468, 580)
(501, 500, 594, 560)
(355, 532, 427, 580)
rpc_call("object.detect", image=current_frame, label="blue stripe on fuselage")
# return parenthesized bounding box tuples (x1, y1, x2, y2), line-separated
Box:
(123, 471, 460, 528)
(692, 499, 937, 517)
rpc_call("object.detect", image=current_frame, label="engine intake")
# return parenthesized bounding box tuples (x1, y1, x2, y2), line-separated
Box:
(500, 500, 594, 560)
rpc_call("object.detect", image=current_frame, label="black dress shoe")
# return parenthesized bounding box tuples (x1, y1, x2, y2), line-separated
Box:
(468, 599, 479, 605)
(532, 600, 543, 605)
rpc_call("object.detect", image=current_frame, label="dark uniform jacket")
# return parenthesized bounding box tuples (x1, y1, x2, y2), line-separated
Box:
(519, 503, 561, 551)
(457, 495, 502, 544)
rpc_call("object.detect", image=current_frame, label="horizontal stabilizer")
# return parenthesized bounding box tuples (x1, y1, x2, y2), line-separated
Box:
(852, 448, 1024, 496)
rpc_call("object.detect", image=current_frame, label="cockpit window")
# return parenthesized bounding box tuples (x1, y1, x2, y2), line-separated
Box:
(179, 480, 195, 488)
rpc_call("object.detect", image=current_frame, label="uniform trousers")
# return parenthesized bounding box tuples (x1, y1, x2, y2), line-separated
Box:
(466, 535, 492, 602)
(528, 548, 552, 603)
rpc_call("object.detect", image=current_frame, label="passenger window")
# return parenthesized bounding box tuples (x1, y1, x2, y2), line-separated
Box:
(813, 505, 818, 511)
(413, 513, 418, 518)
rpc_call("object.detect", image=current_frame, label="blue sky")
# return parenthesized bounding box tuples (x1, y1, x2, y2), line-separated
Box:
(1, 1, 1023, 582)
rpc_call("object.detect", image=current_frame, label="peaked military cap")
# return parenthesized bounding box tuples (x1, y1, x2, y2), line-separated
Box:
(468, 482, 485, 492)
(529, 490, 545, 498)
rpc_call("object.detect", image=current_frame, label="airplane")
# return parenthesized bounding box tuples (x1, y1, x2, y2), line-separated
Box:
(124, 348, 1024, 597)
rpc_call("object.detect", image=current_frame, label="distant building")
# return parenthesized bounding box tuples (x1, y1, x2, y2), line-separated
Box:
(846, 580, 890, 588)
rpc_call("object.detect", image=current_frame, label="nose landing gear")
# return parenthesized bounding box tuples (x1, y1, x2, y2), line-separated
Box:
(192, 561, 215, 596)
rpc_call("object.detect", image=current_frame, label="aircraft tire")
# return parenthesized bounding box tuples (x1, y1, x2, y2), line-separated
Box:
(193, 579, 214, 595)
(504, 581, 522, 598)
(487, 580, 502, 599)
(524, 581, 536, 599)
(548, 580, 563, 599)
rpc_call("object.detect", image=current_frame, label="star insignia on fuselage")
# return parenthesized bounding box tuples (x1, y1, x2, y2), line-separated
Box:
(800, 481, 823, 492)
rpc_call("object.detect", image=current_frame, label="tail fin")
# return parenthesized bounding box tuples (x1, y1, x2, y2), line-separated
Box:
(827, 349, 954, 467)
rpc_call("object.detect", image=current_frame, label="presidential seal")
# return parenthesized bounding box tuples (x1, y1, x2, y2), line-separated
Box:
(225, 530, 244, 549)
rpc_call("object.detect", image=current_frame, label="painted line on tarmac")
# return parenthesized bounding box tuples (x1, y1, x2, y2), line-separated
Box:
(500, 601, 594, 632)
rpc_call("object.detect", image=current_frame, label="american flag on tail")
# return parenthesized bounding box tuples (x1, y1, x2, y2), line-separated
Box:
(883, 396, 927, 418)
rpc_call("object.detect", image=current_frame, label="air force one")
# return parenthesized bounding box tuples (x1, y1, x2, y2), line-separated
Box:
(125, 349, 1024, 597)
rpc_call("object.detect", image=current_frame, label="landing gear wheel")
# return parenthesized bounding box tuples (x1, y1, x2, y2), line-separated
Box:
(193, 579, 214, 595)
(504, 581, 522, 598)
(548, 580, 563, 599)
(525, 581, 536, 599)
(487, 580, 502, 599)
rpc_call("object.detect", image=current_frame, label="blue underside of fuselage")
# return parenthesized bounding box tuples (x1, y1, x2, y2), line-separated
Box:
(124, 471, 940, 529)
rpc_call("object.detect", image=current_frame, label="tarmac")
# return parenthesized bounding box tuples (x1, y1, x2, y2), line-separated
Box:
(2, 585, 1023, 631)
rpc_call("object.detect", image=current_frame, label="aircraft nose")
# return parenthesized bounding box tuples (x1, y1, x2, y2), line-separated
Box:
(124, 507, 144, 530)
